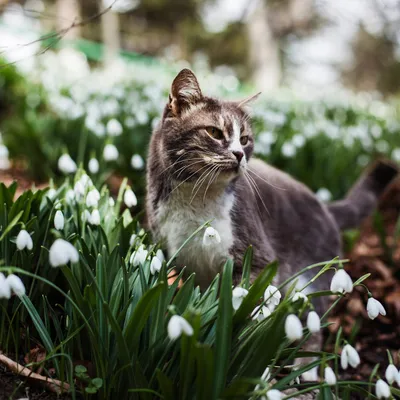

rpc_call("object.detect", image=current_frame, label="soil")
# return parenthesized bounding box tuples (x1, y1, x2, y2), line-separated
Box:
(0, 171, 399, 399)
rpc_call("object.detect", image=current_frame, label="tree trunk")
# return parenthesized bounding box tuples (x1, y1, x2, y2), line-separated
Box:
(56, 0, 81, 39)
(247, 1, 281, 91)
(100, 7, 120, 65)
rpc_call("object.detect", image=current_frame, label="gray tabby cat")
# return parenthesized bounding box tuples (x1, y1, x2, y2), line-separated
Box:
(146, 68, 398, 296)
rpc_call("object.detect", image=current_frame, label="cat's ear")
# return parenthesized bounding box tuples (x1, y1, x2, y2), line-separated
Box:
(169, 69, 203, 116)
(237, 92, 261, 108)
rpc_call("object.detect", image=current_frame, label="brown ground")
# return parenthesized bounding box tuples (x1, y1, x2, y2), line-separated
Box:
(0, 171, 399, 399)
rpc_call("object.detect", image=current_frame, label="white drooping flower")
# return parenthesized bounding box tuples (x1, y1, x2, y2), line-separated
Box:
(82, 209, 91, 223)
(385, 364, 397, 384)
(124, 188, 137, 208)
(16, 230, 33, 251)
(58, 154, 77, 174)
(167, 315, 194, 340)
(156, 249, 165, 263)
(376, 379, 391, 399)
(130, 154, 144, 170)
(252, 304, 273, 321)
(130, 245, 148, 266)
(150, 256, 162, 275)
(103, 144, 119, 161)
(307, 311, 321, 333)
(46, 188, 56, 199)
(0, 273, 11, 299)
(266, 389, 283, 400)
(54, 210, 64, 230)
(341, 344, 360, 370)
(89, 209, 101, 226)
(367, 297, 386, 320)
(79, 174, 92, 189)
(74, 181, 85, 199)
(285, 314, 303, 341)
(324, 366, 337, 386)
(264, 285, 281, 312)
(232, 287, 249, 310)
(302, 366, 318, 382)
(49, 239, 79, 267)
(106, 118, 123, 136)
(88, 158, 99, 174)
(86, 189, 100, 208)
(109, 197, 115, 207)
(330, 269, 353, 294)
(65, 189, 75, 203)
(316, 188, 332, 202)
(6, 274, 25, 297)
(202, 227, 221, 247)
(129, 234, 137, 246)
(292, 291, 308, 303)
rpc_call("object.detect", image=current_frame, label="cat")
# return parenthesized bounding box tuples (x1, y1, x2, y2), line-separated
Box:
(146, 68, 398, 296)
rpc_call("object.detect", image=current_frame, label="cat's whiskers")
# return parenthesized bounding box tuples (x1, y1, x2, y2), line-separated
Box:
(160, 157, 204, 176)
(203, 166, 221, 205)
(174, 159, 205, 178)
(244, 170, 271, 216)
(247, 167, 286, 191)
(189, 164, 218, 204)
(168, 163, 211, 197)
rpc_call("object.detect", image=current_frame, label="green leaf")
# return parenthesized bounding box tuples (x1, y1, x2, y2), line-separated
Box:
(212, 258, 233, 398)
(0, 210, 23, 241)
(241, 245, 253, 290)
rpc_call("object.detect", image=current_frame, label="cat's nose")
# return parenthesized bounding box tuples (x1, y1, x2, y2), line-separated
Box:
(232, 150, 244, 163)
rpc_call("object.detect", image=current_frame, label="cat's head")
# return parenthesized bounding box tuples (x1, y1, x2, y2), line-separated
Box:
(156, 69, 258, 185)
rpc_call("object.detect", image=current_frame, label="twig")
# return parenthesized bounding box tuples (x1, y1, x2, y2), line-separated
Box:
(0, 352, 70, 394)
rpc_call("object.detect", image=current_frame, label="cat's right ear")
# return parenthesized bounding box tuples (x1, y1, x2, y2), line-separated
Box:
(168, 69, 203, 116)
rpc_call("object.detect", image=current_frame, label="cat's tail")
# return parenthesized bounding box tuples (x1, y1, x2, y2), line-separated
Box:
(328, 160, 399, 230)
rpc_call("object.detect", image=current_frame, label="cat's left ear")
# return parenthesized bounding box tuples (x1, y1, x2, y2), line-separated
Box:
(169, 69, 203, 116)
(237, 92, 261, 108)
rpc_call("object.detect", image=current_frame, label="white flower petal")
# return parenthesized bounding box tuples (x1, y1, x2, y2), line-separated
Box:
(150, 256, 162, 275)
(385, 364, 398, 384)
(266, 389, 282, 400)
(6, 274, 25, 297)
(376, 379, 391, 399)
(0, 273, 11, 299)
(16, 230, 33, 251)
(324, 366, 336, 386)
(88, 158, 99, 174)
(330, 269, 353, 294)
(49, 239, 79, 267)
(306, 311, 321, 333)
(285, 314, 303, 341)
(54, 210, 64, 230)
(124, 189, 137, 208)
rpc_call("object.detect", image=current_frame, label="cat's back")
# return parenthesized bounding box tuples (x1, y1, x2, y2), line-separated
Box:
(233, 158, 342, 282)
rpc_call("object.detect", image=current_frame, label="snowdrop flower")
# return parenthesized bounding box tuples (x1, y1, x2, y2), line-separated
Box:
(82, 209, 91, 222)
(292, 291, 308, 303)
(232, 287, 249, 310)
(252, 304, 272, 321)
(265, 389, 283, 400)
(106, 118, 123, 136)
(167, 315, 193, 340)
(330, 269, 353, 294)
(324, 366, 336, 386)
(150, 256, 162, 275)
(285, 314, 303, 341)
(65, 189, 75, 203)
(367, 297, 386, 320)
(202, 227, 221, 247)
(385, 364, 397, 384)
(49, 239, 79, 267)
(74, 181, 85, 199)
(264, 285, 281, 311)
(341, 344, 360, 369)
(302, 366, 318, 382)
(124, 188, 137, 207)
(88, 158, 99, 174)
(130, 154, 144, 170)
(103, 144, 119, 161)
(16, 230, 33, 251)
(54, 210, 64, 230)
(307, 311, 321, 333)
(129, 234, 137, 246)
(46, 188, 56, 199)
(79, 174, 92, 189)
(58, 154, 77, 174)
(316, 188, 332, 202)
(6, 274, 25, 297)
(0, 273, 11, 299)
(376, 379, 391, 399)
(86, 189, 100, 208)
(156, 249, 165, 263)
(89, 209, 101, 225)
(130, 245, 148, 266)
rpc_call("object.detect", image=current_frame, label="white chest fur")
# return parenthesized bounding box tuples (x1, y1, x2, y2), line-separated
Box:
(156, 185, 235, 288)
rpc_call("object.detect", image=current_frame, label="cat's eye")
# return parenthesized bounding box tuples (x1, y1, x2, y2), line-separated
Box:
(240, 136, 249, 145)
(206, 127, 224, 140)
